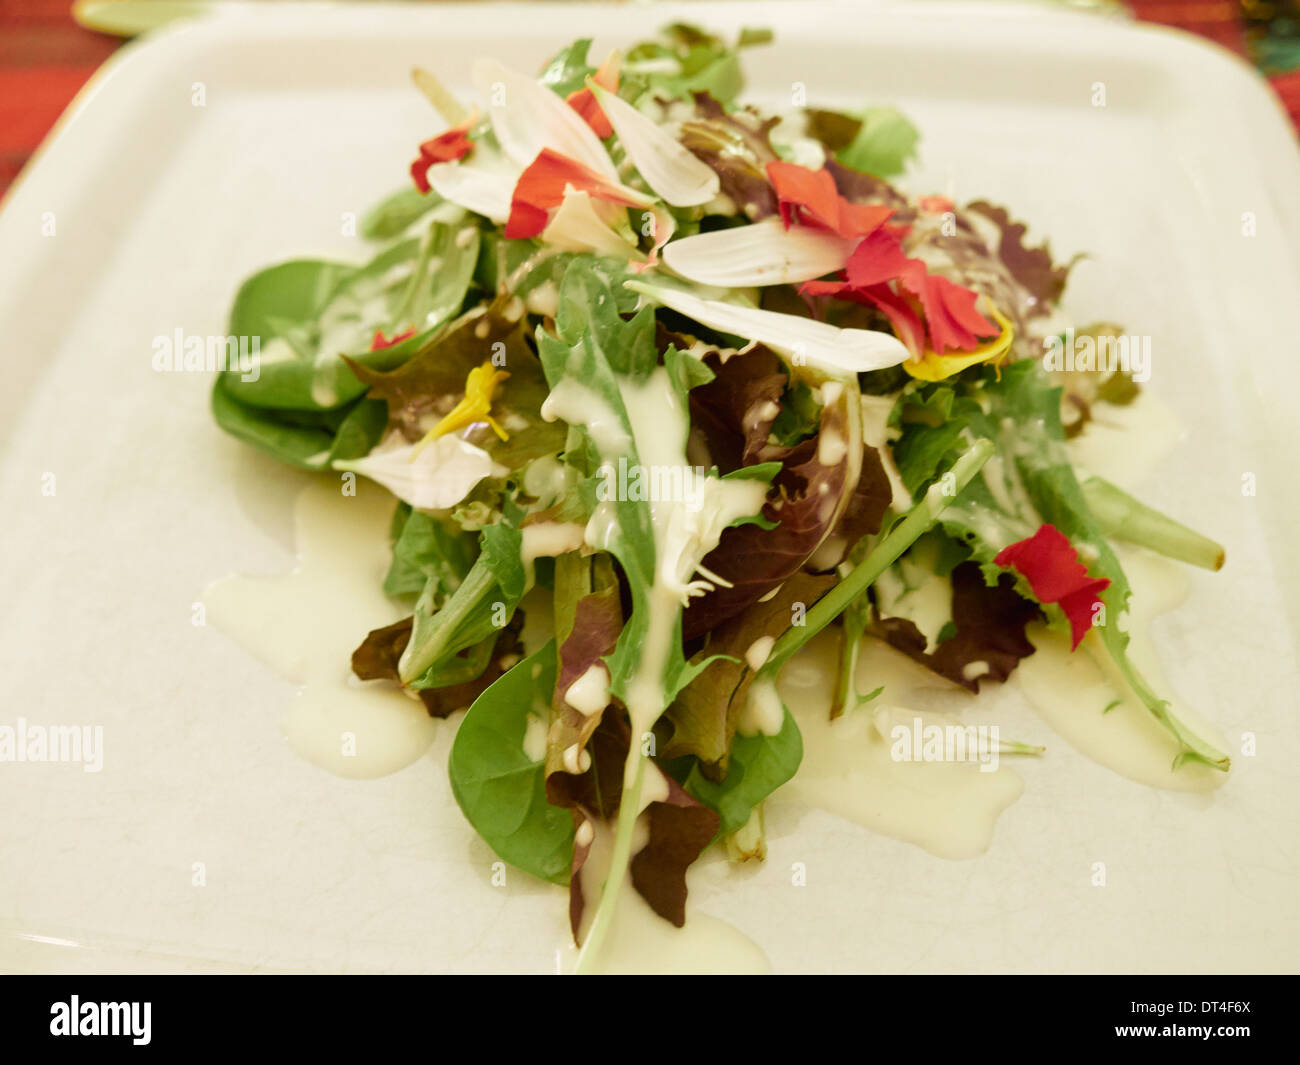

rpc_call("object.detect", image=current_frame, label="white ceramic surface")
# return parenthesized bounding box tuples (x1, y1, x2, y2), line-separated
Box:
(1, 1, 1298, 973)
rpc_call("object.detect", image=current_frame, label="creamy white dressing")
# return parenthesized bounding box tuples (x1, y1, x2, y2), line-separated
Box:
(777, 631, 1024, 858)
(520, 521, 586, 563)
(744, 635, 776, 672)
(739, 675, 786, 737)
(1013, 547, 1228, 792)
(873, 557, 953, 655)
(522, 712, 549, 762)
(1065, 389, 1182, 489)
(859, 391, 909, 511)
(204, 480, 437, 779)
(564, 663, 610, 717)
(557, 885, 771, 975)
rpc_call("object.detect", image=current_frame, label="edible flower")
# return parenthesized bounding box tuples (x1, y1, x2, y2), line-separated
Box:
(409, 112, 477, 194)
(767, 160, 894, 240)
(565, 50, 621, 138)
(369, 327, 415, 351)
(505, 148, 654, 239)
(417, 360, 511, 452)
(901, 302, 1013, 381)
(336, 433, 505, 511)
(994, 523, 1111, 649)
(801, 222, 1004, 375)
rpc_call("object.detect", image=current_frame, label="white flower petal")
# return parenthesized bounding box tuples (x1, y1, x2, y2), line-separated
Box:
(425, 142, 516, 222)
(589, 83, 719, 207)
(662, 217, 856, 287)
(542, 189, 644, 259)
(624, 280, 910, 375)
(472, 58, 615, 178)
(337, 434, 504, 510)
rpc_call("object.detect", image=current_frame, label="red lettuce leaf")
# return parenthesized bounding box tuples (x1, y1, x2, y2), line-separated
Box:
(872, 563, 1040, 692)
(562, 708, 718, 937)
(679, 92, 781, 219)
(966, 200, 1075, 308)
(629, 776, 720, 927)
(682, 349, 885, 640)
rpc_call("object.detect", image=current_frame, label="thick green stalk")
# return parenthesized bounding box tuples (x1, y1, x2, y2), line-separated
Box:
(1082, 476, 1225, 571)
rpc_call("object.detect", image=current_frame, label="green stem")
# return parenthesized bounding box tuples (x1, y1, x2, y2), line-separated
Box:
(1082, 476, 1225, 571)
(831, 596, 871, 719)
(762, 438, 995, 680)
(573, 752, 647, 975)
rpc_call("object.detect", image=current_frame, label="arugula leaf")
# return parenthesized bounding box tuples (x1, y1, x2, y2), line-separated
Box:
(399, 522, 527, 688)
(383, 503, 477, 601)
(914, 363, 1229, 769)
(448, 641, 575, 885)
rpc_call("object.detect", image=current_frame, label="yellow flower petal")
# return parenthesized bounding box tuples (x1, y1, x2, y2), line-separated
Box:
(412, 361, 510, 458)
(902, 304, 1014, 382)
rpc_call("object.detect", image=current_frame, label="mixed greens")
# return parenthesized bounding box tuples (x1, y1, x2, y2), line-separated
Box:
(212, 25, 1229, 967)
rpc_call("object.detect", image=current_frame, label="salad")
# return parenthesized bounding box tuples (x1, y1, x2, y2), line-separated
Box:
(211, 25, 1228, 970)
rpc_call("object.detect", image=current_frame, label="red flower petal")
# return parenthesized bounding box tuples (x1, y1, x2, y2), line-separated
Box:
(800, 220, 998, 355)
(896, 265, 995, 353)
(918, 194, 953, 214)
(566, 87, 613, 138)
(994, 524, 1111, 650)
(858, 283, 927, 356)
(409, 122, 474, 194)
(795, 222, 987, 356)
(369, 327, 415, 351)
(767, 161, 893, 240)
(565, 51, 621, 140)
(843, 227, 913, 288)
(505, 148, 648, 239)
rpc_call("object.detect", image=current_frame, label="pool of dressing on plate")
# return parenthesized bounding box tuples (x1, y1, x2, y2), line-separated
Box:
(204, 384, 1224, 972)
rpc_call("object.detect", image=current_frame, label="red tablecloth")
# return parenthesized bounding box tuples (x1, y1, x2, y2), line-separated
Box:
(1, 0, 1296, 197)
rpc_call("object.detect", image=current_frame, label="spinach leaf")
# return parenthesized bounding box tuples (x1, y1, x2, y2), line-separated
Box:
(210, 376, 386, 471)
(222, 216, 479, 413)
(361, 186, 442, 241)
(679, 706, 802, 838)
(448, 641, 574, 885)
(538, 38, 596, 97)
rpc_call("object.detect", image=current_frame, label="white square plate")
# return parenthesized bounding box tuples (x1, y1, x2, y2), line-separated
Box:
(2, 0, 1298, 973)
